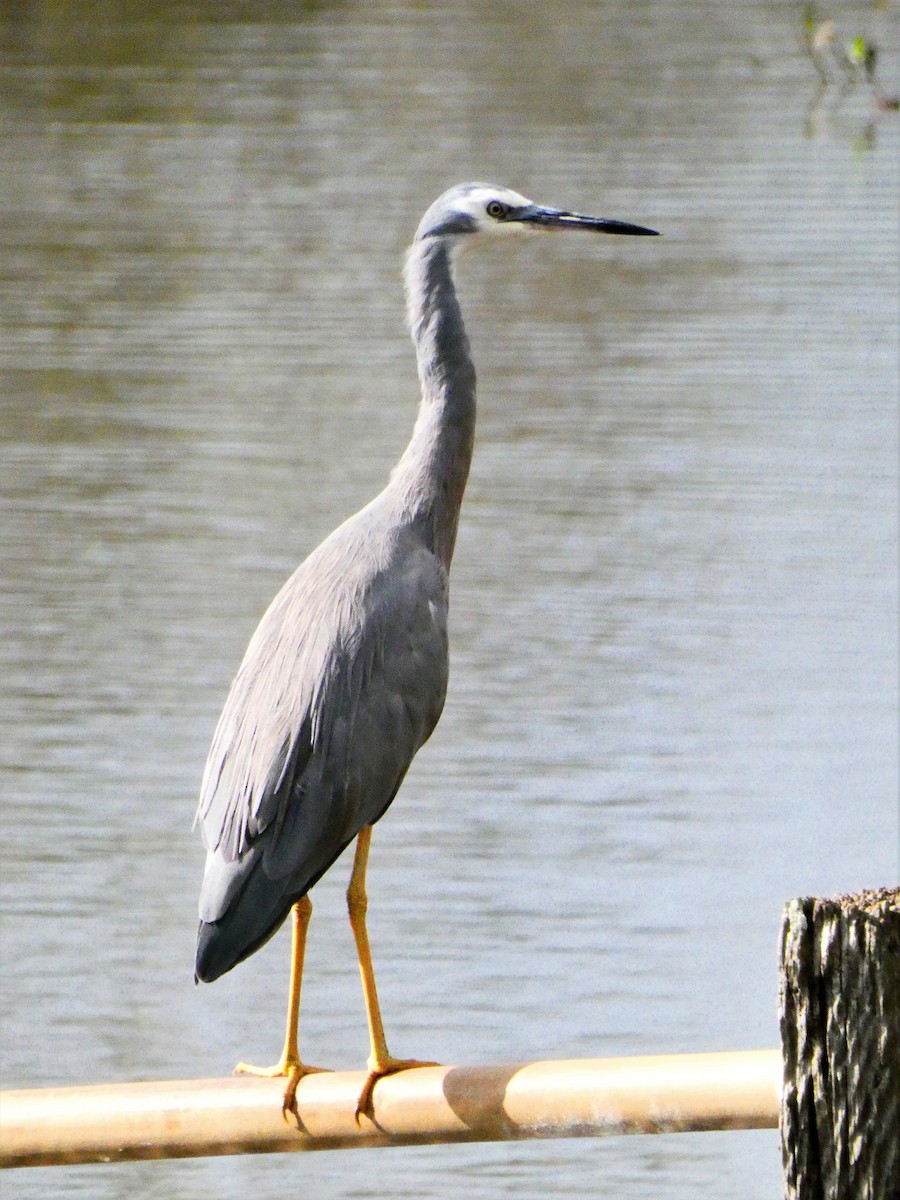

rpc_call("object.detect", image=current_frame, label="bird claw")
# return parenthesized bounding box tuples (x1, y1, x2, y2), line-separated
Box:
(233, 1059, 330, 1124)
(355, 1058, 440, 1123)
(281, 1063, 318, 1124)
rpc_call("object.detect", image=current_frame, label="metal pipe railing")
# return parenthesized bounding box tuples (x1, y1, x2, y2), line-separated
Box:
(1, 1048, 780, 1168)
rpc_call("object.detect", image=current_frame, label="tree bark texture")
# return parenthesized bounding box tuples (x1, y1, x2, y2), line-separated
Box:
(780, 887, 900, 1200)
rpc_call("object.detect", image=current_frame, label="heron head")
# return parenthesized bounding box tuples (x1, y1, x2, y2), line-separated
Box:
(414, 182, 658, 244)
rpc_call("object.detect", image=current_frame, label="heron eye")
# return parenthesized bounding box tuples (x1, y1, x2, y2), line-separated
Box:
(486, 201, 507, 219)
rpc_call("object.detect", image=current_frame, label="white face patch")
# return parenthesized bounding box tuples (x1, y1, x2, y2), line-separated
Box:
(454, 185, 534, 235)
(414, 182, 540, 244)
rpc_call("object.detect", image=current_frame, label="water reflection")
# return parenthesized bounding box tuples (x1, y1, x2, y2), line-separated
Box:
(1, 2, 897, 1198)
(803, 4, 900, 144)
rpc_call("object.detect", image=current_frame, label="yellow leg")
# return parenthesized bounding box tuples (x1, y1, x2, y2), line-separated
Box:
(347, 826, 437, 1120)
(234, 895, 326, 1118)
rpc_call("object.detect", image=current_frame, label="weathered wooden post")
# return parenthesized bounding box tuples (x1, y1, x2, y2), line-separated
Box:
(779, 886, 900, 1200)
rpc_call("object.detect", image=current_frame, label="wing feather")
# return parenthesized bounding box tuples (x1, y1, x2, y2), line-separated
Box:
(195, 514, 449, 976)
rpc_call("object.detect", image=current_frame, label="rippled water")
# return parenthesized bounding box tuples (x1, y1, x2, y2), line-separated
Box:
(1, 2, 897, 1197)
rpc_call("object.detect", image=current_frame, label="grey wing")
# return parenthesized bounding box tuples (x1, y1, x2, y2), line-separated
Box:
(194, 537, 449, 982)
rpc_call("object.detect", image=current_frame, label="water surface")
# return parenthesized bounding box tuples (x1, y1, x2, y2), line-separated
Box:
(1, 2, 897, 1197)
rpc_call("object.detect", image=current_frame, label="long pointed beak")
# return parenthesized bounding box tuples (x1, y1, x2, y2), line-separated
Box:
(517, 205, 659, 236)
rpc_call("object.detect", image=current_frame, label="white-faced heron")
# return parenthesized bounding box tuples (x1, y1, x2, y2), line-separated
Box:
(194, 183, 658, 1119)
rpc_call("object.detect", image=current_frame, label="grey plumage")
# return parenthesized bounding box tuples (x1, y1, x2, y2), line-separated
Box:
(194, 183, 657, 1004)
(195, 512, 450, 980)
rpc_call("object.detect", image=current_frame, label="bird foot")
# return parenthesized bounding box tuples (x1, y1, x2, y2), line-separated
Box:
(234, 1057, 330, 1122)
(355, 1056, 440, 1123)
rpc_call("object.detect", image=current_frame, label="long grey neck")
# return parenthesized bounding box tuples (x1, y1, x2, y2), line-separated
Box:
(388, 236, 476, 571)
